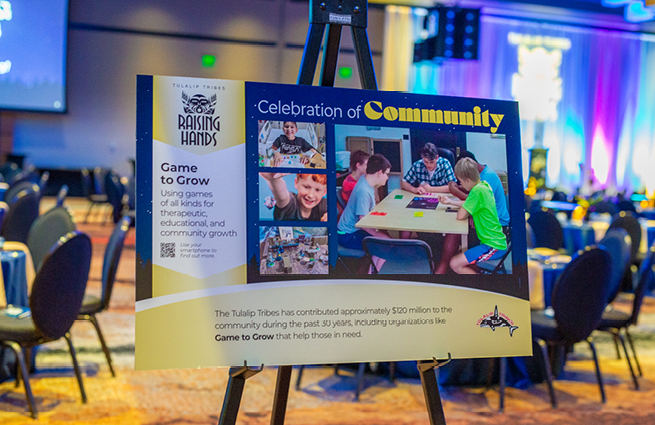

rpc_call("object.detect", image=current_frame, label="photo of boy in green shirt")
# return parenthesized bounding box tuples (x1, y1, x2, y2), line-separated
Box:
(439, 158, 507, 274)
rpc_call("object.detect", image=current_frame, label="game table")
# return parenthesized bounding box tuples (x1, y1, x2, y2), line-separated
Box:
(355, 189, 469, 249)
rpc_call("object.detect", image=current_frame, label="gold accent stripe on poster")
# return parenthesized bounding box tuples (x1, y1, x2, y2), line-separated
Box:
(152, 264, 246, 298)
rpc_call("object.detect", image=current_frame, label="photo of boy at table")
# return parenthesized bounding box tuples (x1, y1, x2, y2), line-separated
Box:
(337, 154, 392, 252)
(400, 142, 456, 195)
(438, 158, 507, 274)
(260, 173, 328, 221)
(435, 151, 510, 274)
(271, 122, 322, 167)
(341, 150, 370, 203)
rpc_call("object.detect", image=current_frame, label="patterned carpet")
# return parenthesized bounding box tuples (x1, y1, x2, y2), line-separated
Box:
(2, 199, 655, 424)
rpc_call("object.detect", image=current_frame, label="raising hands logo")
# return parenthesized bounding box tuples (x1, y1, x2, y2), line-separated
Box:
(182, 92, 217, 115)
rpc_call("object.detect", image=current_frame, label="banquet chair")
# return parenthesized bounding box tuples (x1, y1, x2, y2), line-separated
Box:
(0, 162, 20, 182)
(597, 244, 655, 390)
(27, 206, 76, 272)
(526, 222, 536, 248)
(0, 231, 92, 419)
(551, 191, 568, 202)
(362, 237, 434, 274)
(592, 200, 619, 216)
(0, 189, 41, 244)
(56, 184, 69, 207)
(501, 248, 612, 408)
(3, 181, 39, 205)
(609, 212, 642, 263)
(37, 171, 50, 194)
(8, 171, 30, 186)
(617, 200, 637, 214)
(81, 168, 109, 223)
(76, 216, 132, 377)
(105, 170, 126, 223)
(0, 201, 8, 229)
(527, 210, 564, 251)
(609, 212, 643, 291)
(598, 228, 632, 304)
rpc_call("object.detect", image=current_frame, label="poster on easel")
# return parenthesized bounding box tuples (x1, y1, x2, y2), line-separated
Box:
(135, 75, 531, 370)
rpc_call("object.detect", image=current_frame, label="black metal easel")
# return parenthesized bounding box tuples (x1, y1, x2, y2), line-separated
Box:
(217, 1, 449, 423)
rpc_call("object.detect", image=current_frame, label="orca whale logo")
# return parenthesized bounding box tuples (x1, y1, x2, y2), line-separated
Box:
(478, 305, 518, 337)
(181, 92, 217, 115)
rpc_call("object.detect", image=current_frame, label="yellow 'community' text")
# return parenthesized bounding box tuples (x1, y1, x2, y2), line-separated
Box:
(364, 102, 505, 133)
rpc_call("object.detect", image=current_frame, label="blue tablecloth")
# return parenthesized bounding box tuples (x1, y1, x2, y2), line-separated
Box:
(0, 250, 29, 383)
(1, 250, 28, 307)
(541, 263, 568, 307)
(562, 222, 596, 254)
(641, 209, 655, 221)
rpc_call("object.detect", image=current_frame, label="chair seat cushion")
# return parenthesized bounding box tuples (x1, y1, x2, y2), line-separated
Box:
(337, 244, 366, 258)
(89, 194, 108, 203)
(0, 309, 39, 344)
(531, 310, 562, 342)
(78, 293, 102, 315)
(598, 308, 630, 330)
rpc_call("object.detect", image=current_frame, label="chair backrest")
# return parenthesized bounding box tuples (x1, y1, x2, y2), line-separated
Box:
(598, 228, 632, 303)
(27, 206, 77, 272)
(527, 211, 564, 250)
(609, 212, 642, 262)
(30, 232, 92, 341)
(0, 201, 8, 229)
(362, 237, 434, 274)
(552, 248, 612, 343)
(593, 200, 619, 215)
(4, 181, 39, 205)
(0, 189, 40, 244)
(437, 148, 455, 169)
(0, 162, 19, 180)
(617, 200, 637, 214)
(551, 191, 567, 202)
(94, 167, 109, 195)
(80, 168, 93, 198)
(56, 184, 69, 207)
(526, 222, 536, 249)
(629, 245, 655, 326)
(105, 171, 125, 222)
(101, 216, 132, 311)
(126, 177, 136, 210)
(38, 170, 50, 194)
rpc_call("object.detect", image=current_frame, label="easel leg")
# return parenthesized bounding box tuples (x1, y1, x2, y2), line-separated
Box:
(320, 24, 343, 87)
(298, 23, 326, 85)
(418, 361, 447, 425)
(218, 365, 263, 425)
(351, 26, 378, 90)
(271, 366, 293, 425)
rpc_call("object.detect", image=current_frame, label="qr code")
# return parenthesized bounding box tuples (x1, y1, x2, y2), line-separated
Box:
(160, 242, 175, 258)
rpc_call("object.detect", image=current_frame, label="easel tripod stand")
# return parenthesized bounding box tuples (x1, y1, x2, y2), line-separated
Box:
(218, 1, 449, 424)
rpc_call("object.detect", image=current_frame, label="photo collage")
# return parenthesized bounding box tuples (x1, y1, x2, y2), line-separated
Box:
(250, 119, 513, 282)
